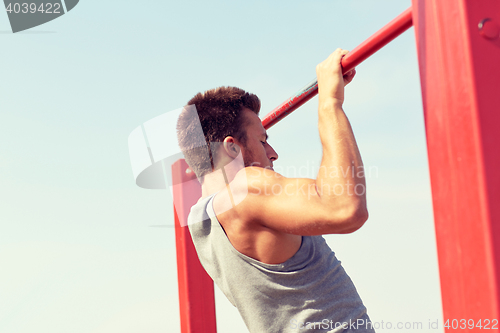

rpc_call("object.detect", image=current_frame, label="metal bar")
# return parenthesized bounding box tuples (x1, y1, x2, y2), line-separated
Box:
(412, 0, 500, 326)
(261, 7, 413, 129)
(172, 159, 217, 333)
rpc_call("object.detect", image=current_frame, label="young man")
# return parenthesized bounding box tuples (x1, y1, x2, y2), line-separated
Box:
(177, 49, 374, 332)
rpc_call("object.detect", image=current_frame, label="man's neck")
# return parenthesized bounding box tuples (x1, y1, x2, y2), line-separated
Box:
(201, 168, 228, 198)
(201, 166, 241, 199)
(201, 152, 246, 197)
(201, 148, 246, 199)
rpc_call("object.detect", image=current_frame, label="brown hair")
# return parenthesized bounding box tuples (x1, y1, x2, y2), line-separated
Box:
(177, 86, 260, 180)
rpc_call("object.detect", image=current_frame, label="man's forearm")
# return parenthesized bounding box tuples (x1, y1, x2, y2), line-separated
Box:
(312, 49, 367, 228)
(316, 99, 367, 220)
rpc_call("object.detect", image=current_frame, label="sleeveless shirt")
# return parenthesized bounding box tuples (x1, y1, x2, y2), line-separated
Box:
(187, 194, 375, 333)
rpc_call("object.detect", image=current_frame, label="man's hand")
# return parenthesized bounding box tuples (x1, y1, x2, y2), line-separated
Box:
(316, 48, 356, 107)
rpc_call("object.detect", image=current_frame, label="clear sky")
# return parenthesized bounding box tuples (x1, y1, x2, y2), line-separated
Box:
(0, 1, 443, 332)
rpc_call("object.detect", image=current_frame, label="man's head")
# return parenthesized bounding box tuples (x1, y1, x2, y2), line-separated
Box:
(177, 86, 277, 181)
(236, 108, 278, 170)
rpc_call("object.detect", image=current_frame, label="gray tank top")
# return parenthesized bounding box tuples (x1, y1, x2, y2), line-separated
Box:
(187, 194, 375, 333)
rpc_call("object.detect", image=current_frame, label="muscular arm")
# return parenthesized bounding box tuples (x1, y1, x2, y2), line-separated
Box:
(229, 49, 367, 236)
(315, 49, 367, 232)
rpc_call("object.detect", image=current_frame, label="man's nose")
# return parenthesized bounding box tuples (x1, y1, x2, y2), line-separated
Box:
(267, 144, 278, 162)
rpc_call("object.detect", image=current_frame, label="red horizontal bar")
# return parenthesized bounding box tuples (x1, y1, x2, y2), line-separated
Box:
(261, 7, 413, 129)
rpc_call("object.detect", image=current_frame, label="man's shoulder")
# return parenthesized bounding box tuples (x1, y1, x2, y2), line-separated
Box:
(232, 166, 284, 193)
(213, 166, 283, 231)
(224, 166, 283, 212)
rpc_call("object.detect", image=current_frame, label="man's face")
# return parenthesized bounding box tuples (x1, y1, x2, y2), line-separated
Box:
(239, 109, 278, 170)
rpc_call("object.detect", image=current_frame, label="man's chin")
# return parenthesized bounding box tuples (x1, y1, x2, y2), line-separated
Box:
(243, 158, 273, 170)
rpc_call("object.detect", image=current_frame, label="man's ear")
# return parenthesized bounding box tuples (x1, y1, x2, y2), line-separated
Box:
(223, 136, 241, 159)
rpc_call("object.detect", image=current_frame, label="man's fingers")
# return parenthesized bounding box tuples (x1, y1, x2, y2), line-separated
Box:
(336, 49, 349, 61)
(318, 49, 350, 76)
(343, 68, 356, 85)
(345, 68, 356, 77)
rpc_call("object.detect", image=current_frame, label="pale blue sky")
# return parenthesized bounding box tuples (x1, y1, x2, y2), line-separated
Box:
(1, 1, 443, 332)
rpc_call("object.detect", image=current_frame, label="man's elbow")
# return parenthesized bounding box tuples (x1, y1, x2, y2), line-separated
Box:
(345, 204, 368, 233)
(332, 202, 368, 234)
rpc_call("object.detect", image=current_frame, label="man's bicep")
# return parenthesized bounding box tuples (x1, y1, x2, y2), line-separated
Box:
(238, 172, 357, 235)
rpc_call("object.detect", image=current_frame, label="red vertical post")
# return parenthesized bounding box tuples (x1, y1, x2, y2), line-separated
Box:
(172, 159, 217, 333)
(412, 0, 500, 327)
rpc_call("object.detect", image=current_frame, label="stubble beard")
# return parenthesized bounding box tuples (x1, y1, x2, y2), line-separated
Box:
(243, 149, 256, 168)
